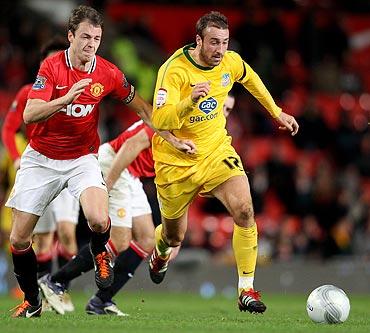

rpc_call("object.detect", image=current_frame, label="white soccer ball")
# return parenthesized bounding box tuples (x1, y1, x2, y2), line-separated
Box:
(306, 285, 350, 324)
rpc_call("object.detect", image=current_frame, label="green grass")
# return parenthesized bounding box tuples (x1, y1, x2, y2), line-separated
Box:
(0, 291, 369, 333)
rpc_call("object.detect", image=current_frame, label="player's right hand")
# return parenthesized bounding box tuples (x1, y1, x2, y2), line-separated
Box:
(63, 78, 92, 104)
(191, 81, 210, 103)
(174, 138, 197, 154)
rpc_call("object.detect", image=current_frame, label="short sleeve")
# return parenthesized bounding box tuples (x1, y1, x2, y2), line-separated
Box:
(110, 65, 135, 104)
(28, 59, 55, 102)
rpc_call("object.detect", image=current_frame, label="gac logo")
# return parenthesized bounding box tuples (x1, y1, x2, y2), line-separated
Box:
(199, 97, 218, 114)
(60, 104, 95, 117)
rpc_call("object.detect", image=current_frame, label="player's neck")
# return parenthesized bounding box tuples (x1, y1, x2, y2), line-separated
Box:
(69, 49, 92, 72)
(189, 47, 210, 68)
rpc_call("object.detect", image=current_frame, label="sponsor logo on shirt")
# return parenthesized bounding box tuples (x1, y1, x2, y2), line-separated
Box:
(60, 103, 95, 117)
(90, 82, 104, 97)
(221, 73, 230, 87)
(32, 75, 47, 90)
(156, 88, 167, 107)
(198, 97, 218, 114)
(189, 112, 219, 123)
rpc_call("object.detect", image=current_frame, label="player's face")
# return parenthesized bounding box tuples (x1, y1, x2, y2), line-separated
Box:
(68, 20, 102, 63)
(198, 27, 229, 67)
(223, 95, 235, 118)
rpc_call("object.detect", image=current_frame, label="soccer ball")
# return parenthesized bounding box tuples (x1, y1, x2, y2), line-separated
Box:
(306, 285, 350, 324)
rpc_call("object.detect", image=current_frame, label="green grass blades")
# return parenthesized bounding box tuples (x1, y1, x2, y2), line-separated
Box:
(0, 292, 369, 333)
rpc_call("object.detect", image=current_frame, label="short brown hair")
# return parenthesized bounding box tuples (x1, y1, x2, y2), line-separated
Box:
(196, 11, 228, 39)
(68, 5, 104, 35)
(40, 35, 68, 60)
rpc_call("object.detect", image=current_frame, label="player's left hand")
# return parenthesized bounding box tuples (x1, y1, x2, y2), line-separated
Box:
(276, 111, 299, 136)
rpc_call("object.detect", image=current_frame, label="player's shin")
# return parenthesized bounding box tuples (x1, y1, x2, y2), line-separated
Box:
(155, 224, 172, 258)
(11, 244, 40, 305)
(90, 218, 111, 255)
(232, 223, 258, 295)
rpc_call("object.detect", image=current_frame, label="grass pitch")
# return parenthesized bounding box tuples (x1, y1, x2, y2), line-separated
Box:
(0, 291, 369, 333)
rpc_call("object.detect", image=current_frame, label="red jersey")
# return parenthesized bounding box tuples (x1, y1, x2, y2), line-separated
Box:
(109, 120, 155, 178)
(1, 84, 35, 160)
(28, 49, 134, 159)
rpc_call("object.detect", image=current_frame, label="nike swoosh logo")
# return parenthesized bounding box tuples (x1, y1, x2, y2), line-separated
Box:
(56, 85, 68, 89)
(242, 270, 254, 275)
(26, 308, 40, 318)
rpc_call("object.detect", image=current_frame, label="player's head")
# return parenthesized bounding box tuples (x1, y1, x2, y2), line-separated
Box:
(67, 5, 103, 63)
(40, 35, 68, 61)
(223, 93, 235, 118)
(195, 11, 229, 67)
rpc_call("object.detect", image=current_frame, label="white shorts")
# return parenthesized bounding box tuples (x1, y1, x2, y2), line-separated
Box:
(33, 188, 80, 234)
(98, 143, 151, 228)
(6, 145, 106, 216)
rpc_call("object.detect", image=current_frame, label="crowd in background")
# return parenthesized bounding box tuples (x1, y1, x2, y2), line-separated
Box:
(0, 0, 369, 264)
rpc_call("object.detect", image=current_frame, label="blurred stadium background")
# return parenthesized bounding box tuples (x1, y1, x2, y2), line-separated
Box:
(0, 0, 369, 297)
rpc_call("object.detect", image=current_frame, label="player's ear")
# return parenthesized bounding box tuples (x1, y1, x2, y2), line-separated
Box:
(196, 34, 202, 46)
(67, 30, 74, 43)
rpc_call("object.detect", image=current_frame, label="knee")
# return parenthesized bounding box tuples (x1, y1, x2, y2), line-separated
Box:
(233, 202, 255, 227)
(87, 214, 109, 233)
(9, 233, 32, 250)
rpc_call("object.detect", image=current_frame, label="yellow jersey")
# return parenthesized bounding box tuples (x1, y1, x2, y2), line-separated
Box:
(151, 43, 281, 166)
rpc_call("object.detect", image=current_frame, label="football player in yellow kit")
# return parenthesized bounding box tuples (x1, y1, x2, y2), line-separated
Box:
(149, 11, 299, 313)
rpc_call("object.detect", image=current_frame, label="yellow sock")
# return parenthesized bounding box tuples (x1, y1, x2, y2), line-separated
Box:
(232, 223, 258, 295)
(155, 224, 171, 258)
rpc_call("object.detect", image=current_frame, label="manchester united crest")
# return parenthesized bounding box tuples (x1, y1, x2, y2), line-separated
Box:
(90, 82, 104, 97)
(117, 208, 126, 218)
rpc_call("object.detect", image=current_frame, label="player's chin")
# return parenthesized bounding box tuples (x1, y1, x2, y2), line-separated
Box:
(210, 57, 222, 66)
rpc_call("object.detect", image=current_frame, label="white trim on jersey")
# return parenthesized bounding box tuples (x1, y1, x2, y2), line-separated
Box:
(64, 48, 96, 73)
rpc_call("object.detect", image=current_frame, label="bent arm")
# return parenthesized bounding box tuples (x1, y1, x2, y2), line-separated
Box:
(242, 64, 281, 119)
(151, 96, 196, 131)
(105, 129, 150, 191)
(24, 98, 67, 124)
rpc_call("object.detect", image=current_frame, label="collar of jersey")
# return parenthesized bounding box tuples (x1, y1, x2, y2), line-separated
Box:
(64, 48, 96, 74)
(183, 43, 214, 71)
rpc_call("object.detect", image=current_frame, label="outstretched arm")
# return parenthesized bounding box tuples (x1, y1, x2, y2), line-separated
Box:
(242, 63, 299, 135)
(127, 93, 196, 153)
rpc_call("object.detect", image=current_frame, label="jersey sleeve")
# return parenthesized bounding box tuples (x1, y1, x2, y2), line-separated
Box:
(152, 64, 193, 130)
(28, 58, 55, 102)
(230, 52, 281, 118)
(1, 85, 29, 160)
(110, 65, 135, 104)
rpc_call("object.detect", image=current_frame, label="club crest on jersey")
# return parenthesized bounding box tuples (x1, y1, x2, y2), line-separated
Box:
(117, 208, 126, 218)
(156, 88, 167, 107)
(221, 73, 230, 87)
(32, 75, 46, 90)
(198, 97, 218, 114)
(90, 82, 104, 97)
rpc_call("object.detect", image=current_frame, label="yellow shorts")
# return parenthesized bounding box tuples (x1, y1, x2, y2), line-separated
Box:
(155, 141, 245, 219)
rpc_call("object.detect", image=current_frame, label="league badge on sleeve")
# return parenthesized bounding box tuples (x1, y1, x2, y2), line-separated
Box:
(156, 88, 167, 107)
(32, 75, 47, 90)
